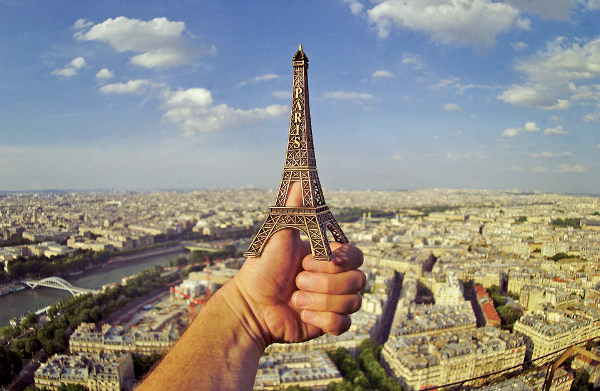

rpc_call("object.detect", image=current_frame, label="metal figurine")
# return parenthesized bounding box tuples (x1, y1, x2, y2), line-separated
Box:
(244, 44, 348, 262)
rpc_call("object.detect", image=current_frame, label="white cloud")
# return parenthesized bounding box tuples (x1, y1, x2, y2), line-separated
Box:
(238, 73, 279, 86)
(597, 144, 600, 149)
(402, 53, 423, 69)
(533, 166, 547, 173)
(51, 67, 77, 77)
(544, 125, 568, 136)
(70, 57, 86, 69)
(512, 41, 528, 51)
(585, 0, 600, 10)
(429, 76, 494, 94)
(73, 19, 93, 30)
(272, 90, 290, 99)
(324, 91, 380, 103)
(557, 163, 587, 173)
(373, 70, 395, 79)
(95, 68, 114, 79)
(392, 154, 403, 161)
(524, 121, 539, 132)
(583, 108, 600, 123)
(529, 151, 572, 158)
(78, 17, 214, 69)
(366, 0, 529, 50)
(498, 85, 569, 109)
(504, 166, 524, 172)
(502, 127, 522, 138)
(499, 37, 600, 110)
(100, 79, 287, 135)
(162, 88, 287, 135)
(343, 0, 365, 15)
(51, 56, 87, 77)
(444, 103, 463, 112)
(446, 151, 473, 160)
(100, 79, 167, 95)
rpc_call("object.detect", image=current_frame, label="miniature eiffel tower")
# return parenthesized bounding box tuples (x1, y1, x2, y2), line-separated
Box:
(244, 45, 348, 262)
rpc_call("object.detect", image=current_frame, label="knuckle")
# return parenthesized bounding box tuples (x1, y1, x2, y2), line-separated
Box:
(326, 275, 336, 293)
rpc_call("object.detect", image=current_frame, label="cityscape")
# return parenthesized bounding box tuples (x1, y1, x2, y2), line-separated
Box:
(1, 188, 600, 390)
(2, 1, 600, 391)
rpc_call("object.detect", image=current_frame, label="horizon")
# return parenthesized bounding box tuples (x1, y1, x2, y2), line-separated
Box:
(1, 1, 599, 193)
(2, 187, 600, 199)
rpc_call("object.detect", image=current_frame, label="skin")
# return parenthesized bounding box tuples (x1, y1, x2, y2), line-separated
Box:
(137, 182, 366, 390)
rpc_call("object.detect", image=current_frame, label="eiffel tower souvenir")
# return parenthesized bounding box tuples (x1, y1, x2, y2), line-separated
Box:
(244, 45, 348, 262)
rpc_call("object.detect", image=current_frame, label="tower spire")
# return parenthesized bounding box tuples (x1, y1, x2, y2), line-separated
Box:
(244, 45, 348, 262)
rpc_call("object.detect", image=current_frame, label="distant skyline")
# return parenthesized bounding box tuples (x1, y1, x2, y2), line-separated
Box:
(1, 1, 599, 193)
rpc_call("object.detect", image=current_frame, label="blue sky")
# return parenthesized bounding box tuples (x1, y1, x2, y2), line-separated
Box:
(1, 0, 599, 194)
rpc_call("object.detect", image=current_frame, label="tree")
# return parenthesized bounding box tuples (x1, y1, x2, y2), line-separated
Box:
(20, 312, 39, 329)
(357, 339, 403, 391)
(571, 368, 592, 391)
(0, 326, 20, 340)
(328, 347, 369, 389)
(57, 384, 90, 391)
(0, 344, 22, 387)
(132, 353, 163, 380)
(496, 305, 519, 330)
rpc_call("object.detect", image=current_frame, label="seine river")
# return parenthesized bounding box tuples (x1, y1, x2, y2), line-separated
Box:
(0, 251, 187, 327)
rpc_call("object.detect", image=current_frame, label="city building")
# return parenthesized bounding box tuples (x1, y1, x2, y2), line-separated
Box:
(513, 311, 600, 360)
(382, 327, 526, 391)
(254, 350, 342, 390)
(34, 352, 134, 391)
(70, 323, 178, 356)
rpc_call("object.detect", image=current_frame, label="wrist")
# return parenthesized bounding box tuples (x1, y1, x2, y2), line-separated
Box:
(211, 277, 270, 352)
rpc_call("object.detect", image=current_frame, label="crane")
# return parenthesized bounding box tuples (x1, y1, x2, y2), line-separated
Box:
(171, 257, 213, 321)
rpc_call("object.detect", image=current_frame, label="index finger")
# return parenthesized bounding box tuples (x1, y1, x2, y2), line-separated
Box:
(302, 242, 363, 274)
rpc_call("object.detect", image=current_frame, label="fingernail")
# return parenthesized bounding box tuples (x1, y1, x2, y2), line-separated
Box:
(302, 310, 318, 322)
(294, 291, 312, 308)
(297, 273, 313, 290)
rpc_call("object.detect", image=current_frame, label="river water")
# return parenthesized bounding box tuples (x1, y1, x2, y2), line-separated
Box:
(0, 251, 187, 327)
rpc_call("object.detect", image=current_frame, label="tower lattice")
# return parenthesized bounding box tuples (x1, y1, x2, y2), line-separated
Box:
(244, 45, 348, 262)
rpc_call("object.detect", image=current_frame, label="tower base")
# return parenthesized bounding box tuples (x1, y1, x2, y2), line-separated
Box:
(244, 206, 348, 262)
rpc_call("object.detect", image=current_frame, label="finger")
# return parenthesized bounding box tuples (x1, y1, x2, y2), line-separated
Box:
(302, 242, 363, 273)
(266, 181, 304, 245)
(296, 269, 366, 295)
(292, 291, 362, 314)
(284, 181, 303, 207)
(301, 310, 352, 336)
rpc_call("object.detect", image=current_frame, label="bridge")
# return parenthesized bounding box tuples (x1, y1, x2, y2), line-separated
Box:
(21, 277, 98, 296)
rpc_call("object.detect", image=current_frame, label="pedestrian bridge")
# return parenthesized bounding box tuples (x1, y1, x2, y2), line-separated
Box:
(21, 277, 98, 296)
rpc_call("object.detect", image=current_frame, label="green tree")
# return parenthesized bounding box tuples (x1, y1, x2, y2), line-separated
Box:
(357, 339, 403, 391)
(0, 325, 20, 340)
(328, 347, 369, 389)
(496, 305, 519, 330)
(57, 384, 90, 391)
(132, 353, 163, 380)
(20, 312, 39, 329)
(571, 368, 592, 391)
(0, 344, 22, 387)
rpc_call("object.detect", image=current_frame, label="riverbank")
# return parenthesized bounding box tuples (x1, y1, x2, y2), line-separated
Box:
(0, 243, 188, 297)
(108, 244, 186, 264)
(0, 282, 26, 297)
(0, 250, 188, 327)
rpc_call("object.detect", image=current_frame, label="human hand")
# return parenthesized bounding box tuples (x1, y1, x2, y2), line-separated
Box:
(223, 181, 365, 348)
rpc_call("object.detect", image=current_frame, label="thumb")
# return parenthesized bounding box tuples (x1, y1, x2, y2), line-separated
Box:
(284, 181, 304, 207)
